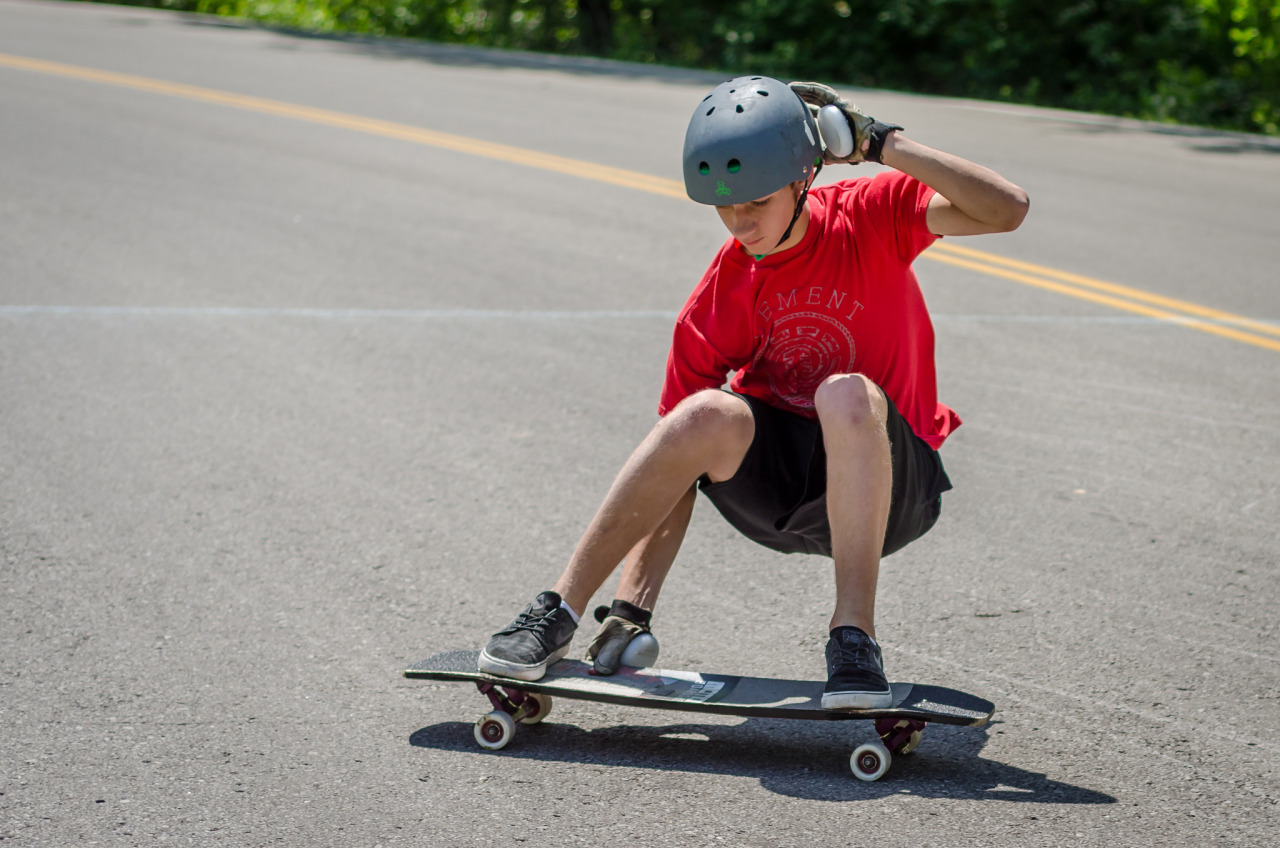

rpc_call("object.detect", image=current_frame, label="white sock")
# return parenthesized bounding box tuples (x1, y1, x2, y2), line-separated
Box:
(559, 600, 581, 624)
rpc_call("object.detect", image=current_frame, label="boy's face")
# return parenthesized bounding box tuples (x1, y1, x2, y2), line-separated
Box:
(715, 180, 806, 255)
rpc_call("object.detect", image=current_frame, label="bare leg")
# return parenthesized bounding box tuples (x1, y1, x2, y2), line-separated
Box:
(614, 484, 698, 611)
(552, 391, 753, 616)
(814, 374, 894, 639)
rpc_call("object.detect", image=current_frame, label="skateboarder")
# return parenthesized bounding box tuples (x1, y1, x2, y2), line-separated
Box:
(478, 76, 1028, 709)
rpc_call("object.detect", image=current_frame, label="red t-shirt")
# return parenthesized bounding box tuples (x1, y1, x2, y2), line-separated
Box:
(659, 170, 960, 449)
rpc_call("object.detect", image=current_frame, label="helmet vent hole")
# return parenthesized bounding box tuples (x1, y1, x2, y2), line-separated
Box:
(702, 94, 712, 101)
(735, 104, 744, 113)
(699, 162, 710, 175)
(706, 106, 715, 116)
(727, 159, 741, 174)
(758, 90, 769, 96)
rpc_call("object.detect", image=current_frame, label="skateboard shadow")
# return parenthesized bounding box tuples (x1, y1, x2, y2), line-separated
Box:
(409, 717, 1115, 804)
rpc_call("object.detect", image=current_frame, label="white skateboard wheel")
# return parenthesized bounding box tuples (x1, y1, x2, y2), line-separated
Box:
(473, 710, 516, 750)
(817, 104, 854, 159)
(619, 633, 659, 669)
(516, 693, 553, 725)
(850, 740, 892, 781)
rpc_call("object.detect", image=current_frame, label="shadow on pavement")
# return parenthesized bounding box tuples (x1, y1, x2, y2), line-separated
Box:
(171, 15, 1280, 157)
(1061, 117, 1280, 156)
(409, 717, 1115, 804)
(176, 15, 722, 85)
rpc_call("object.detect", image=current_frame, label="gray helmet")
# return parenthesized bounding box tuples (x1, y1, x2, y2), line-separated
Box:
(683, 76, 822, 205)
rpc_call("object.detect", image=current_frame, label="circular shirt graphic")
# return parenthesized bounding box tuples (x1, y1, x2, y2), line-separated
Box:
(760, 311, 857, 410)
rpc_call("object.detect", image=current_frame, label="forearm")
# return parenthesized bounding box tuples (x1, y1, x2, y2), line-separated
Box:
(880, 132, 1029, 233)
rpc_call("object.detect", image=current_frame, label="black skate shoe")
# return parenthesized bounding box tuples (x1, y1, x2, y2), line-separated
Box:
(478, 591, 578, 681)
(822, 626, 893, 710)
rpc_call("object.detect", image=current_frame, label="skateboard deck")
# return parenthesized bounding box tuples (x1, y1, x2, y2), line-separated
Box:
(404, 650, 994, 781)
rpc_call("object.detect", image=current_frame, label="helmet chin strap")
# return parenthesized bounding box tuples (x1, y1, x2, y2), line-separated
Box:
(757, 162, 823, 259)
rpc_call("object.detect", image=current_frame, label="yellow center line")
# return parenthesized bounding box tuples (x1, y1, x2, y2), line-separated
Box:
(930, 241, 1280, 338)
(3, 50, 1275, 352)
(924, 251, 1280, 353)
(0, 53, 686, 199)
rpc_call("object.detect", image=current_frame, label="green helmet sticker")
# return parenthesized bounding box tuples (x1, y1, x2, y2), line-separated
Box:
(715, 181, 732, 197)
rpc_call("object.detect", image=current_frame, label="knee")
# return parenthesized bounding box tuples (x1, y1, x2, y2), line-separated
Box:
(814, 374, 885, 430)
(663, 390, 754, 456)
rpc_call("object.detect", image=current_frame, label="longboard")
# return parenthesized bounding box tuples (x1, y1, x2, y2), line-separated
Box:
(404, 650, 994, 781)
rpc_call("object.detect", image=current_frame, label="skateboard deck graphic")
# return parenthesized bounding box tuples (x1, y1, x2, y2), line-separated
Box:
(404, 650, 994, 781)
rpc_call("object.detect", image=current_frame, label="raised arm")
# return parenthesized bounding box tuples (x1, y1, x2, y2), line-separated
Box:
(788, 80, 1029, 238)
(879, 133, 1029, 237)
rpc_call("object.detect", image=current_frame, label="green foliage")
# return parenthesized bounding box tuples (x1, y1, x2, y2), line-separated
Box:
(1182, 0, 1280, 132)
(91, 0, 1280, 134)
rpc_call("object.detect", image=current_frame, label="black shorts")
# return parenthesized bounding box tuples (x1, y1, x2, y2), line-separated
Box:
(698, 390, 952, 557)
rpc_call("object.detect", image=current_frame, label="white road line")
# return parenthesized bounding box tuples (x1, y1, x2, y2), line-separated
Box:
(2, 306, 1276, 327)
(0, 306, 678, 319)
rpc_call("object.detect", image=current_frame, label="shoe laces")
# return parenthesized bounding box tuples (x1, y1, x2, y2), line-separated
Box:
(830, 637, 878, 671)
(506, 606, 560, 636)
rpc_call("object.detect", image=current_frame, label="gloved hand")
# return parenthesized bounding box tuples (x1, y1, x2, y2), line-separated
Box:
(789, 81, 903, 165)
(586, 599, 660, 674)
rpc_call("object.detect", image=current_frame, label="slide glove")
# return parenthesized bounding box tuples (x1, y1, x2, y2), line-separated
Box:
(788, 81, 903, 165)
(586, 599, 659, 675)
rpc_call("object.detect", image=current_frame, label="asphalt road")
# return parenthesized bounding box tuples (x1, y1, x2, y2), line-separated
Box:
(2, 1, 1278, 845)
